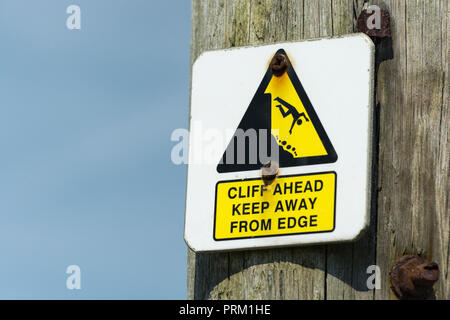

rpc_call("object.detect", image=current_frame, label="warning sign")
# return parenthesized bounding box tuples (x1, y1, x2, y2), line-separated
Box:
(217, 49, 337, 174)
(214, 172, 336, 240)
(185, 35, 375, 252)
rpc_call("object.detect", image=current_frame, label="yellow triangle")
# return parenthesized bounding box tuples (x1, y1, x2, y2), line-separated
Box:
(265, 73, 328, 158)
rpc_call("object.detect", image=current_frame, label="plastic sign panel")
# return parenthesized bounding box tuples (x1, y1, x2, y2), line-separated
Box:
(185, 34, 375, 252)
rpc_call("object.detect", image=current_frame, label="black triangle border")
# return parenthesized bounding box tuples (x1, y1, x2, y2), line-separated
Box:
(277, 48, 338, 167)
(216, 48, 338, 173)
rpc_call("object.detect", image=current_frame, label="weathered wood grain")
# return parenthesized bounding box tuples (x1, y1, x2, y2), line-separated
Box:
(375, 0, 449, 299)
(188, 0, 449, 300)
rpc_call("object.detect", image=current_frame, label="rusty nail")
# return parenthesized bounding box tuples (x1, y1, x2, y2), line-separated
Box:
(357, 8, 391, 39)
(261, 161, 279, 186)
(390, 255, 440, 300)
(270, 53, 289, 77)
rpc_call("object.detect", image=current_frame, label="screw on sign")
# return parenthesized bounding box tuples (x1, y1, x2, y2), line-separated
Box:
(390, 255, 440, 300)
(261, 161, 279, 186)
(270, 53, 290, 77)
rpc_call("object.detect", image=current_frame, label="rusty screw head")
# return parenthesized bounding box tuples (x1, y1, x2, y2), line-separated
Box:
(357, 8, 391, 38)
(261, 161, 279, 186)
(390, 255, 440, 300)
(270, 53, 289, 77)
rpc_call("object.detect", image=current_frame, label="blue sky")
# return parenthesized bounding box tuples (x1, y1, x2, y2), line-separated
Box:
(0, 0, 190, 299)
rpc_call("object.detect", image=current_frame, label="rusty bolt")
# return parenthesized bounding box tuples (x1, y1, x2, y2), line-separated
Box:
(261, 161, 279, 186)
(270, 53, 289, 77)
(357, 8, 391, 38)
(390, 255, 440, 300)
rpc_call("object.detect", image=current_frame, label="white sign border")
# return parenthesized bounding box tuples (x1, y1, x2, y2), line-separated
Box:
(184, 33, 375, 252)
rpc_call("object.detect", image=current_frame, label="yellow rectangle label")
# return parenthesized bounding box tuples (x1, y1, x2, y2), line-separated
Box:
(214, 172, 336, 240)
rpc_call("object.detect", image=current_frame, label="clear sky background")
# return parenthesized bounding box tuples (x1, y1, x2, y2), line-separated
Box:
(0, 0, 190, 299)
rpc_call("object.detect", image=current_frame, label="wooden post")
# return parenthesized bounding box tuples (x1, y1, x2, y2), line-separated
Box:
(187, 0, 448, 300)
